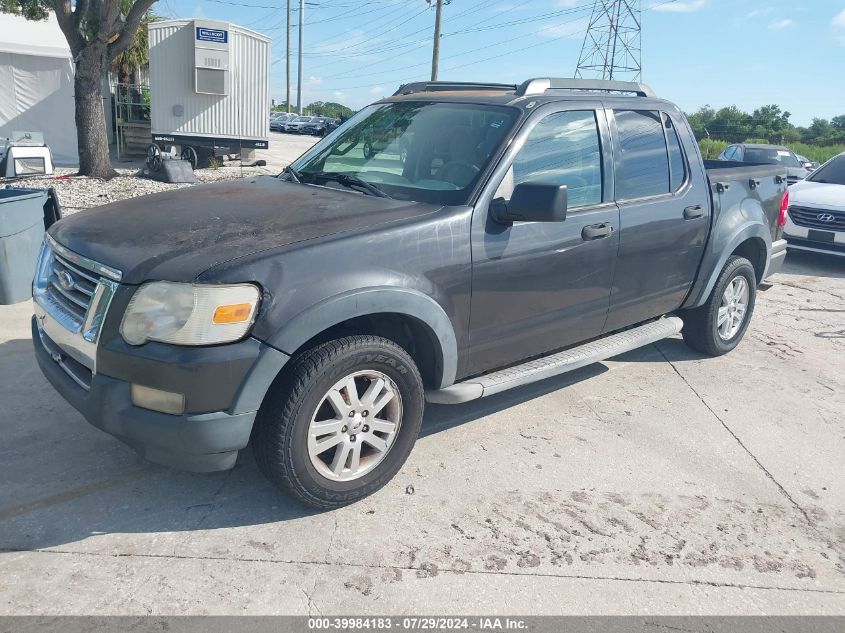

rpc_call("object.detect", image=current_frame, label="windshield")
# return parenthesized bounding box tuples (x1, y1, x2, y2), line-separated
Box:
(807, 154, 845, 185)
(744, 147, 802, 168)
(289, 101, 519, 205)
(294, 116, 312, 123)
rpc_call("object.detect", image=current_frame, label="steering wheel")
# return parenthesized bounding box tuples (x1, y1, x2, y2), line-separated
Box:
(436, 161, 479, 187)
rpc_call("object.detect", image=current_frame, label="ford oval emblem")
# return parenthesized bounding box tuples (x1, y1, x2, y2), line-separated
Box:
(816, 213, 835, 223)
(57, 270, 75, 291)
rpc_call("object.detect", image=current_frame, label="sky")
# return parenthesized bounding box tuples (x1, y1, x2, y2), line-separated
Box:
(158, 0, 845, 126)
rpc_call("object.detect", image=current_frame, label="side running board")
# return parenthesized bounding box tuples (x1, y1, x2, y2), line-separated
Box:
(426, 317, 683, 404)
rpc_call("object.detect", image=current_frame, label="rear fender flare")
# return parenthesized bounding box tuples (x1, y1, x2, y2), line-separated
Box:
(685, 221, 772, 309)
(267, 287, 458, 389)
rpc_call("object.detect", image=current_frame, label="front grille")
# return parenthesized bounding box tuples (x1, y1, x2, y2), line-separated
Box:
(788, 207, 845, 231)
(33, 238, 121, 378)
(46, 253, 98, 324)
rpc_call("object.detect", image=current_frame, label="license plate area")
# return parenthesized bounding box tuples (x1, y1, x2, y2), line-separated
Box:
(807, 229, 835, 243)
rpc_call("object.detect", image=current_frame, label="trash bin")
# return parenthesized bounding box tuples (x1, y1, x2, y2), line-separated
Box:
(0, 188, 49, 305)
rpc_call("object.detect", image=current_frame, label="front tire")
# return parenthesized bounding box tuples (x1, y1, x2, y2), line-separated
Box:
(252, 336, 424, 509)
(682, 256, 757, 356)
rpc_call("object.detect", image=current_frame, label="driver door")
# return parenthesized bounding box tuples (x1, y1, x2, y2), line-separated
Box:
(467, 104, 619, 376)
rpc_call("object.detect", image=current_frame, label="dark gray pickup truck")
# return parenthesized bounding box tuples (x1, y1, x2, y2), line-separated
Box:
(32, 78, 789, 508)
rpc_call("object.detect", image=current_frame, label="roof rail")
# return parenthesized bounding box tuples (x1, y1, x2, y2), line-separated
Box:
(393, 81, 517, 96)
(515, 78, 656, 98)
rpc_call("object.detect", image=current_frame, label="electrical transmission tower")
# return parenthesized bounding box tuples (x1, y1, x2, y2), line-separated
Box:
(575, 0, 642, 82)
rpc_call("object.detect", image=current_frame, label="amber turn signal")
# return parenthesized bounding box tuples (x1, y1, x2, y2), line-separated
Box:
(212, 303, 253, 324)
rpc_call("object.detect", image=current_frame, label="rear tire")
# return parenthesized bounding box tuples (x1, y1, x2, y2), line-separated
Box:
(252, 336, 424, 509)
(682, 256, 757, 356)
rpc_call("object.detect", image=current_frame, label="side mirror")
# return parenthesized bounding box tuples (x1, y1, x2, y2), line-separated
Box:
(491, 182, 568, 224)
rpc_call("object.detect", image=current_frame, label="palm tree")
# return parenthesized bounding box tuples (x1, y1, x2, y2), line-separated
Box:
(111, 4, 156, 122)
(111, 4, 155, 86)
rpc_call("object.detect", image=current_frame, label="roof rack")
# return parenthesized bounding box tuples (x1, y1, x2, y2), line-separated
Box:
(392, 81, 517, 96)
(515, 78, 656, 98)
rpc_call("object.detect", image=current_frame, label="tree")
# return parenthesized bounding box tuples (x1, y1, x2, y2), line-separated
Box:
(749, 104, 794, 142)
(304, 101, 354, 119)
(112, 3, 155, 86)
(2, 0, 157, 178)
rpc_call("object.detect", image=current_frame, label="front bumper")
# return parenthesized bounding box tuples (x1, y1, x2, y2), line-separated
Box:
(33, 316, 289, 472)
(784, 218, 845, 257)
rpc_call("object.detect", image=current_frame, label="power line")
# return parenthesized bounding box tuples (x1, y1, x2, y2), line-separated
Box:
(313, 0, 679, 94)
(317, 3, 595, 84)
(299, 0, 492, 62)
(272, 5, 431, 67)
(303, 1, 417, 48)
(205, 0, 369, 8)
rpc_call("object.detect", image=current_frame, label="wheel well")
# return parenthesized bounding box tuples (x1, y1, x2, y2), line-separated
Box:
(290, 313, 443, 389)
(731, 238, 766, 283)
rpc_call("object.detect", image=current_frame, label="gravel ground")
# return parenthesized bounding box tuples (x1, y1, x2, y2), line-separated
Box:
(3, 132, 318, 217)
(5, 165, 276, 216)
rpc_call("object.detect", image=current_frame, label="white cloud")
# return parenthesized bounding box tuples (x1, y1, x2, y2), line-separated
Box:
(746, 8, 773, 18)
(834, 9, 845, 43)
(768, 19, 794, 30)
(651, 0, 706, 12)
(539, 18, 590, 38)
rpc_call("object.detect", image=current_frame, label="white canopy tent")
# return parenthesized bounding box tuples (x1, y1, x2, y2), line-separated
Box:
(0, 13, 78, 164)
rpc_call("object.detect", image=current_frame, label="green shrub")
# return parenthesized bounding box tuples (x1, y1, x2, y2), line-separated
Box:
(788, 143, 845, 164)
(698, 138, 729, 160)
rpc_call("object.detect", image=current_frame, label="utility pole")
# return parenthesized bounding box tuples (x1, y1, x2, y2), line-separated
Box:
(427, 0, 450, 81)
(297, 0, 304, 114)
(286, 0, 291, 112)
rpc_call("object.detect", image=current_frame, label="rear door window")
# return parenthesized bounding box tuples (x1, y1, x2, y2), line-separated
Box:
(614, 110, 670, 199)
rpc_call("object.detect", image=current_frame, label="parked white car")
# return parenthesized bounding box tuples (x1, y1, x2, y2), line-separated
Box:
(785, 152, 845, 257)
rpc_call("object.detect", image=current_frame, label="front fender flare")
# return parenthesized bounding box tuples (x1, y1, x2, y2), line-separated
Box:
(266, 287, 459, 389)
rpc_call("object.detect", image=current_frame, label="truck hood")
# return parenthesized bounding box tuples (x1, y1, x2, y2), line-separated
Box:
(788, 180, 845, 211)
(49, 176, 440, 284)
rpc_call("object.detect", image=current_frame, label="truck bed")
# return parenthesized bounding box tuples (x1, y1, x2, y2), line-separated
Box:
(703, 159, 785, 184)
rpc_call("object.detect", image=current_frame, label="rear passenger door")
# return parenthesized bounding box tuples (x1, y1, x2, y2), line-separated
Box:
(468, 103, 619, 376)
(603, 108, 710, 333)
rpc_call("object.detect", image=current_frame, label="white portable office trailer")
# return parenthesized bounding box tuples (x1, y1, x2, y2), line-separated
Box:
(147, 19, 270, 158)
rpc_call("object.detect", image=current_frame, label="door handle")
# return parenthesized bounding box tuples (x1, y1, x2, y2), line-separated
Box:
(581, 223, 613, 241)
(684, 205, 705, 220)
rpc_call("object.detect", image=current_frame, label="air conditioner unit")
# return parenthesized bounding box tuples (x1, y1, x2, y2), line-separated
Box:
(193, 20, 230, 95)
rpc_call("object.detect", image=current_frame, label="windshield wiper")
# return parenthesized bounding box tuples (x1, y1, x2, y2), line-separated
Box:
(282, 165, 302, 182)
(312, 172, 390, 198)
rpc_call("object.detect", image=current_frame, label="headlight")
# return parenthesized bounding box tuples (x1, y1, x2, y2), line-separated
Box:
(120, 282, 260, 346)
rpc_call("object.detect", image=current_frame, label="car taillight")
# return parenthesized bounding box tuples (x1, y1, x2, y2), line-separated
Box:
(778, 189, 789, 228)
